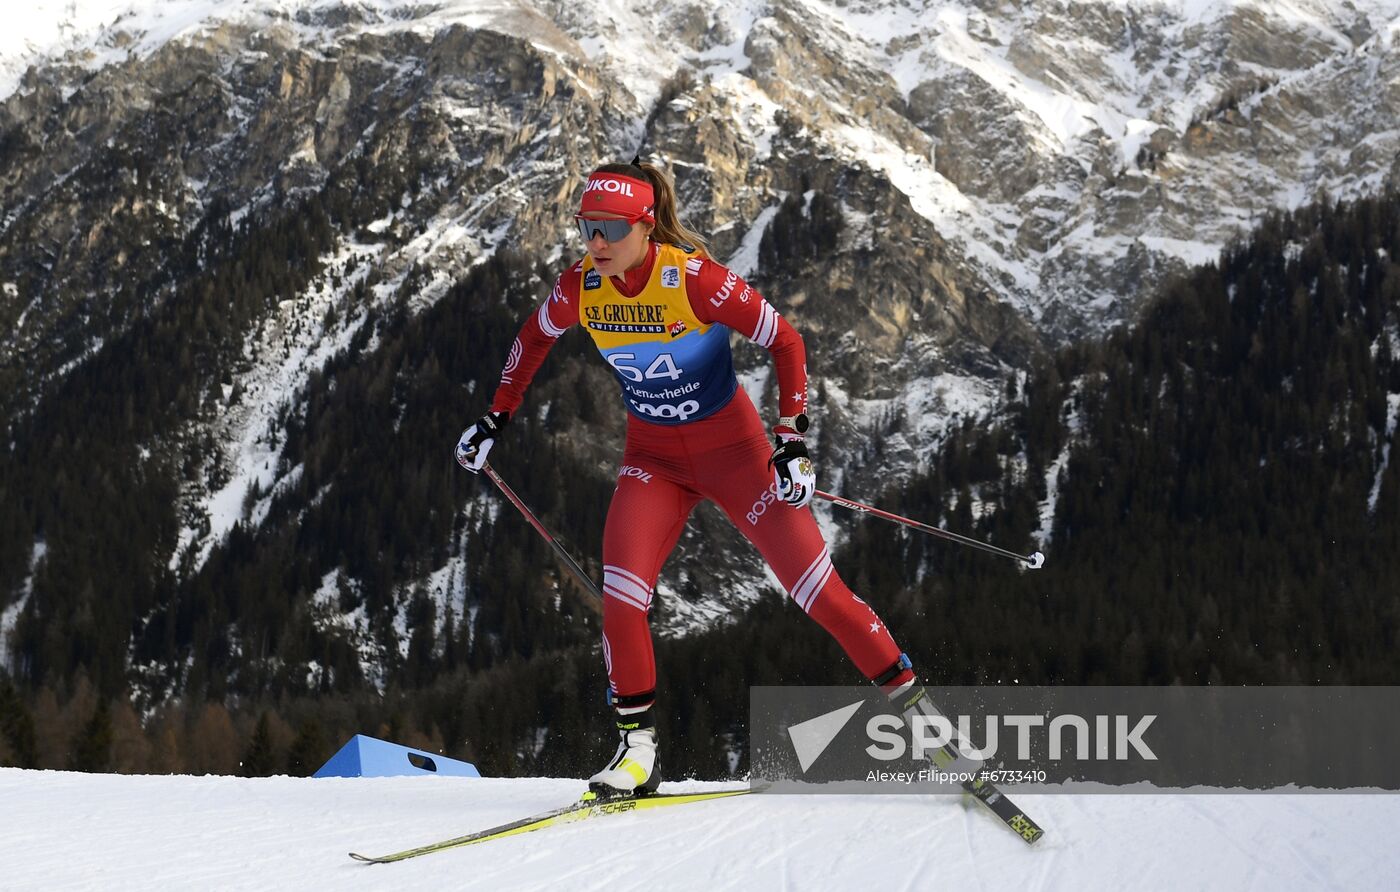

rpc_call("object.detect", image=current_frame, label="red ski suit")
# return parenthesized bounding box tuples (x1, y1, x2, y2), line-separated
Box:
(490, 241, 910, 703)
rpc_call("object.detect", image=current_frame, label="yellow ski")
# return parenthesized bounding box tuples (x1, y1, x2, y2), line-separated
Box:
(349, 787, 759, 864)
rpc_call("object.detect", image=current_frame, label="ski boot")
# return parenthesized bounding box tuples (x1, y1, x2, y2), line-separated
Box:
(588, 705, 661, 799)
(877, 654, 983, 781)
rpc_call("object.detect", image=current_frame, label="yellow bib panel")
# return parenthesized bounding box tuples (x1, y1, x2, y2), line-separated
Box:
(579, 244, 738, 425)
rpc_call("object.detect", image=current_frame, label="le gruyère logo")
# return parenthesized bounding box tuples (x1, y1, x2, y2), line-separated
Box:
(587, 302, 668, 333)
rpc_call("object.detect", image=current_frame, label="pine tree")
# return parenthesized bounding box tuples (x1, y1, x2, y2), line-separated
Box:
(0, 675, 39, 768)
(285, 719, 330, 777)
(68, 701, 113, 773)
(240, 711, 279, 777)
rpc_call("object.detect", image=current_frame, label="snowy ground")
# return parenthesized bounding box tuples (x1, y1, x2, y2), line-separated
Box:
(1, 769, 1397, 890)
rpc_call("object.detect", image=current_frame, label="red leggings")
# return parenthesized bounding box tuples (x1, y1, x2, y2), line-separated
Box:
(600, 389, 910, 703)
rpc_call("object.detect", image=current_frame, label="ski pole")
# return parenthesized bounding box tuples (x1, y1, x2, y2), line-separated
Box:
(814, 490, 1045, 569)
(482, 462, 604, 604)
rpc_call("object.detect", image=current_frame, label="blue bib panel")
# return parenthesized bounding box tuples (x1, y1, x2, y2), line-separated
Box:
(578, 245, 738, 425)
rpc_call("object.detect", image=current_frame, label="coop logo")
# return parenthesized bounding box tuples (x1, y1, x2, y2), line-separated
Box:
(584, 270, 602, 290)
(585, 177, 636, 197)
(746, 479, 782, 525)
(629, 398, 701, 421)
(709, 270, 740, 308)
(661, 265, 680, 288)
(618, 465, 654, 484)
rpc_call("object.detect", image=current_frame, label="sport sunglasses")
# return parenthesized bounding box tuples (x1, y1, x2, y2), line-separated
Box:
(575, 215, 642, 243)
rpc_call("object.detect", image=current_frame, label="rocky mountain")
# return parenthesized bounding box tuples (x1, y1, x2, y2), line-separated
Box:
(2, 0, 1398, 703)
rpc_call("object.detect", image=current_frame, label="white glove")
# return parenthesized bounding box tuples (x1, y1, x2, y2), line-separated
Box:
(455, 411, 509, 473)
(769, 434, 816, 508)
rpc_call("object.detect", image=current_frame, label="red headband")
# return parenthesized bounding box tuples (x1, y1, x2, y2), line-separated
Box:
(579, 172, 655, 222)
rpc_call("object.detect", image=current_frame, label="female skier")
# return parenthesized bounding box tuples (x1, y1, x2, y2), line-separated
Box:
(455, 159, 918, 796)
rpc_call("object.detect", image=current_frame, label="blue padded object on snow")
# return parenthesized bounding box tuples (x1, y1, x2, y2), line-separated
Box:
(313, 734, 482, 778)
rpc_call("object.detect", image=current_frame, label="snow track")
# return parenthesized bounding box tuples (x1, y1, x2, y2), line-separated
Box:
(0, 770, 1396, 890)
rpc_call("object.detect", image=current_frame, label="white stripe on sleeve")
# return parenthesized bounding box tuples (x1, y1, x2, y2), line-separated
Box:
(537, 300, 567, 339)
(751, 300, 779, 348)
